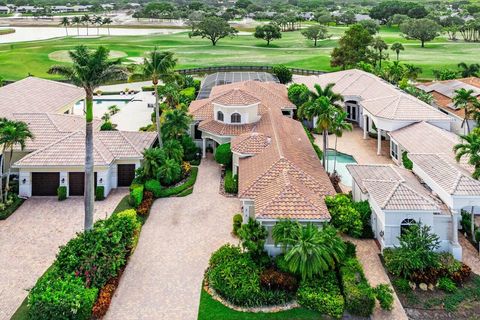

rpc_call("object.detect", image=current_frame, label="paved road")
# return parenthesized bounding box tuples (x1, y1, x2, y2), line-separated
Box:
(105, 158, 239, 320)
(0, 189, 127, 320)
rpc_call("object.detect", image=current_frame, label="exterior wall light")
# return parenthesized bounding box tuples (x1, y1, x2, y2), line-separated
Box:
(22, 178, 26, 184)
(379, 230, 384, 238)
(61, 178, 65, 184)
(99, 178, 103, 184)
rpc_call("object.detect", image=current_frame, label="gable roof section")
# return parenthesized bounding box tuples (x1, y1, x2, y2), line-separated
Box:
(0, 77, 84, 118)
(295, 69, 451, 122)
(212, 88, 260, 106)
(231, 132, 271, 155)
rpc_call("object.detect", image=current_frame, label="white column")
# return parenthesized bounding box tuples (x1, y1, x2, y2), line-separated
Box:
(363, 115, 368, 140)
(452, 212, 459, 245)
(377, 128, 382, 155)
(202, 138, 206, 158)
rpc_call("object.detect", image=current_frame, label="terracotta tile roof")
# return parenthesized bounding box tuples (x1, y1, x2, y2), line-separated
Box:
(0, 77, 84, 118)
(211, 88, 260, 106)
(408, 153, 480, 196)
(295, 69, 451, 122)
(347, 164, 441, 211)
(198, 119, 257, 136)
(14, 131, 156, 168)
(231, 132, 271, 155)
(12, 113, 102, 151)
(389, 121, 473, 172)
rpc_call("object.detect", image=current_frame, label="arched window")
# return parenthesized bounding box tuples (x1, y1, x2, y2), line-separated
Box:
(231, 113, 241, 123)
(217, 111, 224, 122)
(400, 218, 416, 236)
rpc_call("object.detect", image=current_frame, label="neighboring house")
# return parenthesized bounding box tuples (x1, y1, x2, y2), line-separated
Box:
(189, 78, 335, 255)
(417, 78, 480, 135)
(0, 77, 156, 199)
(16, 6, 39, 13)
(0, 6, 11, 14)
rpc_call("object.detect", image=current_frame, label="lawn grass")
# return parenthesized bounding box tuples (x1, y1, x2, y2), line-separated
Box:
(0, 26, 478, 80)
(0, 28, 15, 35)
(112, 194, 134, 214)
(197, 288, 322, 320)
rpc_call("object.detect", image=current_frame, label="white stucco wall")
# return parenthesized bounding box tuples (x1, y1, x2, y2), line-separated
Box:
(213, 102, 260, 124)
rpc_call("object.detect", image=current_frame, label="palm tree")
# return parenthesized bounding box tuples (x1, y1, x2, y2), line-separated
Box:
(72, 16, 81, 36)
(372, 37, 388, 68)
(404, 63, 422, 80)
(139, 147, 165, 180)
(307, 83, 343, 109)
(93, 15, 103, 35)
(272, 222, 345, 280)
(162, 139, 184, 163)
(0, 120, 33, 202)
(81, 14, 91, 36)
(454, 128, 480, 242)
(453, 88, 477, 133)
(102, 17, 113, 35)
(390, 42, 404, 61)
(331, 110, 352, 173)
(142, 48, 177, 146)
(48, 45, 127, 230)
(458, 62, 480, 78)
(108, 104, 120, 115)
(299, 96, 339, 168)
(159, 84, 182, 109)
(101, 112, 110, 122)
(158, 158, 181, 185)
(161, 108, 192, 141)
(60, 17, 70, 36)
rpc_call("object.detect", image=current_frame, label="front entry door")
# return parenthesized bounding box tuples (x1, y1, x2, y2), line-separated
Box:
(346, 104, 358, 122)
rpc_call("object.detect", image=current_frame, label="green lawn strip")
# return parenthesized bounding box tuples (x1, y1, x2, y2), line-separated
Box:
(0, 28, 478, 80)
(10, 296, 28, 320)
(0, 197, 25, 220)
(112, 194, 134, 214)
(197, 288, 322, 320)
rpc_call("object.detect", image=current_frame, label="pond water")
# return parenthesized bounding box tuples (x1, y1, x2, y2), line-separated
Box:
(0, 26, 184, 43)
(325, 149, 357, 187)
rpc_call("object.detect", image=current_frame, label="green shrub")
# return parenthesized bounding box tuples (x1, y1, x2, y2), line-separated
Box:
(207, 244, 292, 307)
(297, 273, 345, 319)
(374, 284, 394, 311)
(95, 186, 105, 201)
(28, 269, 98, 320)
(179, 87, 196, 105)
(141, 85, 154, 91)
(402, 151, 413, 170)
(392, 278, 411, 294)
(214, 143, 232, 166)
(145, 179, 162, 198)
(438, 277, 457, 293)
(274, 254, 290, 274)
(288, 83, 310, 107)
(344, 241, 356, 258)
(100, 121, 115, 131)
(232, 213, 243, 236)
(57, 186, 67, 201)
(237, 218, 268, 260)
(272, 64, 292, 84)
(55, 209, 140, 289)
(157, 167, 198, 197)
(339, 258, 375, 317)
(129, 184, 144, 207)
(224, 169, 238, 194)
(180, 135, 199, 161)
(0, 196, 24, 220)
(325, 194, 363, 238)
(193, 79, 201, 92)
(158, 158, 182, 186)
(351, 200, 374, 238)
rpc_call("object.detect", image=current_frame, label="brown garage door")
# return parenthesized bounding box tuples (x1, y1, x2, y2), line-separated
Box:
(69, 172, 97, 196)
(118, 164, 136, 187)
(32, 172, 60, 196)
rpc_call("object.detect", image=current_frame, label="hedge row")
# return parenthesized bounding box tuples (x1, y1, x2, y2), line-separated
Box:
(157, 167, 198, 198)
(224, 168, 238, 194)
(0, 196, 25, 220)
(339, 258, 376, 317)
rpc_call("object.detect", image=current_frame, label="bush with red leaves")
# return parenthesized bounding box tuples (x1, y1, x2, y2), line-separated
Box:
(137, 191, 154, 215)
(260, 268, 298, 293)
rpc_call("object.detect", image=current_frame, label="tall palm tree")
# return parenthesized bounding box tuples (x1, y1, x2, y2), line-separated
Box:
(162, 139, 184, 163)
(458, 62, 480, 78)
(390, 42, 404, 61)
(93, 15, 103, 35)
(72, 16, 81, 36)
(81, 14, 91, 36)
(453, 88, 477, 133)
(0, 120, 33, 202)
(102, 17, 113, 35)
(331, 110, 352, 173)
(142, 48, 177, 146)
(298, 96, 339, 168)
(60, 17, 70, 36)
(308, 83, 343, 108)
(139, 147, 165, 180)
(48, 46, 127, 230)
(161, 108, 192, 141)
(372, 37, 388, 68)
(272, 222, 345, 280)
(454, 128, 480, 242)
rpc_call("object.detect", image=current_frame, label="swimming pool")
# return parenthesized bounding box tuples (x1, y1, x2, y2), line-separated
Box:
(74, 99, 130, 118)
(325, 149, 357, 187)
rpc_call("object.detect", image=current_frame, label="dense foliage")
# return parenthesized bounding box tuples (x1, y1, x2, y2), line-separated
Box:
(325, 194, 363, 238)
(224, 168, 238, 194)
(214, 143, 232, 166)
(238, 218, 268, 260)
(272, 65, 292, 84)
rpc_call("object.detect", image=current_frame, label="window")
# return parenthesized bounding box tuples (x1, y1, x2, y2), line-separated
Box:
(231, 113, 241, 123)
(390, 141, 398, 160)
(217, 111, 224, 122)
(194, 123, 202, 140)
(400, 218, 416, 236)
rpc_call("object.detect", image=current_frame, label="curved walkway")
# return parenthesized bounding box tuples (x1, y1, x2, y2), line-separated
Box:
(0, 189, 127, 320)
(105, 158, 239, 320)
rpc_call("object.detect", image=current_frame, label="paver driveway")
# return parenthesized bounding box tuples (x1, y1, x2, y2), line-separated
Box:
(0, 189, 128, 320)
(105, 158, 239, 320)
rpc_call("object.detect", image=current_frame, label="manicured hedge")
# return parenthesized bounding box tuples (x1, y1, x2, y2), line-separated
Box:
(57, 186, 67, 201)
(224, 169, 238, 194)
(214, 143, 232, 166)
(157, 167, 198, 198)
(402, 151, 413, 170)
(297, 273, 345, 319)
(95, 186, 105, 201)
(129, 184, 144, 207)
(145, 179, 162, 198)
(339, 258, 375, 317)
(0, 196, 24, 220)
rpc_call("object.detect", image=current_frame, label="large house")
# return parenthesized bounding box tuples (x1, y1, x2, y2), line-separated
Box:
(189, 79, 335, 255)
(417, 78, 480, 135)
(295, 70, 480, 260)
(0, 77, 156, 198)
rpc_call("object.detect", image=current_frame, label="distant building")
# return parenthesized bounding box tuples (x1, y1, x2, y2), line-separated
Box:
(0, 6, 11, 14)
